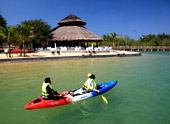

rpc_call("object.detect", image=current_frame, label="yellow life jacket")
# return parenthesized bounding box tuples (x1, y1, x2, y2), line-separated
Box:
(42, 82, 53, 98)
(83, 78, 97, 90)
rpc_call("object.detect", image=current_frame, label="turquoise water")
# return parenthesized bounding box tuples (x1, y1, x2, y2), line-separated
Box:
(0, 52, 170, 124)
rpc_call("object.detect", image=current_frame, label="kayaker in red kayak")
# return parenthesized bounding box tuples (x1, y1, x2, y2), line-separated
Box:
(42, 77, 66, 100)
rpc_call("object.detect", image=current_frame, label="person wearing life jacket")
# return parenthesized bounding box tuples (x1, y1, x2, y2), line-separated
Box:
(83, 73, 102, 93)
(69, 73, 103, 96)
(42, 77, 64, 100)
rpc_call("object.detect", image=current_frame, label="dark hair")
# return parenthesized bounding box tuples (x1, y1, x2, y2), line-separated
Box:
(45, 78, 51, 83)
(89, 74, 95, 79)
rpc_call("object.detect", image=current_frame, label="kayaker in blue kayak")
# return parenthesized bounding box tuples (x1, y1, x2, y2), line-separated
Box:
(69, 73, 103, 96)
(42, 77, 65, 100)
(83, 73, 102, 93)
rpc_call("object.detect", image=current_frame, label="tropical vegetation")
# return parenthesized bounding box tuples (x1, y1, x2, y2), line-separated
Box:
(21, 20, 51, 50)
(101, 33, 170, 47)
(0, 23, 15, 57)
(0, 13, 51, 57)
(0, 13, 7, 47)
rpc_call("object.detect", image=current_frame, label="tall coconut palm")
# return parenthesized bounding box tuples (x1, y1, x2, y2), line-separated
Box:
(110, 32, 118, 47)
(102, 32, 118, 47)
(16, 24, 33, 57)
(0, 25, 15, 57)
(102, 34, 110, 46)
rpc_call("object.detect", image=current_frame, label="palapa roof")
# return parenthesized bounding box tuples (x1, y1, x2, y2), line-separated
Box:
(50, 14, 102, 42)
(58, 14, 86, 26)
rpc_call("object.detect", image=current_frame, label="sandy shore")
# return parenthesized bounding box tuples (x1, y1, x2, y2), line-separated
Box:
(0, 50, 141, 63)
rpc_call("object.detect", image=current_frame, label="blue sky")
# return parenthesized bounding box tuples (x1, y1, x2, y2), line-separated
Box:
(1, 0, 170, 40)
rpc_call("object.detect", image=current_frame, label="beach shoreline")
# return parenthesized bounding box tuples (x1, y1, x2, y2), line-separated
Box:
(0, 50, 141, 63)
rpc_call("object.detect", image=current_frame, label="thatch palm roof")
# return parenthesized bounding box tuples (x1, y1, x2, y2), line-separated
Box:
(58, 14, 86, 26)
(51, 26, 102, 41)
(50, 14, 102, 42)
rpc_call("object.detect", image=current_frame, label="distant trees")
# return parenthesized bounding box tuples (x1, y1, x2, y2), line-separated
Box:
(101, 33, 170, 47)
(139, 33, 170, 46)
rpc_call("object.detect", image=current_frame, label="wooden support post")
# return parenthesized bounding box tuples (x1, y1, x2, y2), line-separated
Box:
(79, 41, 81, 47)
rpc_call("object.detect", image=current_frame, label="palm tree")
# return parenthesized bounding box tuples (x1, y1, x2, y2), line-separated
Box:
(0, 25, 15, 57)
(110, 32, 118, 47)
(16, 24, 33, 57)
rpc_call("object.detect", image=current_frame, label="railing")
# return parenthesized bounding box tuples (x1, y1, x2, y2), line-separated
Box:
(113, 46, 170, 48)
(112, 46, 170, 51)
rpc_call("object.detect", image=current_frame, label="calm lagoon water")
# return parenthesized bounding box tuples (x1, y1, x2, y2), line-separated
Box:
(0, 52, 170, 124)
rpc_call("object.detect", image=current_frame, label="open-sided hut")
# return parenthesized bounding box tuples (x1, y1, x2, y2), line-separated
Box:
(50, 14, 102, 47)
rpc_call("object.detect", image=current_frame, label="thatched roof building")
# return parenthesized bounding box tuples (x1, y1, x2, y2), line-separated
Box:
(50, 14, 102, 47)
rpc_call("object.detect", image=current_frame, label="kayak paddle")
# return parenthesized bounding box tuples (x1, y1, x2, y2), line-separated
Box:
(101, 95, 108, 104)
(65, 97, 74, 104)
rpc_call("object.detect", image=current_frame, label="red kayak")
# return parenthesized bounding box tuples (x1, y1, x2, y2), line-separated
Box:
(11, 49, 29, 53)
(24, 96, 71, 109)
(11, 49, 20, 53)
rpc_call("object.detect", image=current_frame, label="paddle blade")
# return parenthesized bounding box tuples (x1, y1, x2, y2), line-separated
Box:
(101, 95, 108, 104)
(65, 98, 74, 104)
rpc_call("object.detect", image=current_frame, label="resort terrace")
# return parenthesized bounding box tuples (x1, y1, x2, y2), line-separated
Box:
(0, 47, 141, 63)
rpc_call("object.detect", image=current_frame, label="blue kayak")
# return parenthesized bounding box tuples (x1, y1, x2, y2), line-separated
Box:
(68, 81, 118, 102)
